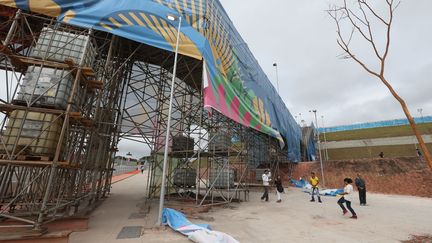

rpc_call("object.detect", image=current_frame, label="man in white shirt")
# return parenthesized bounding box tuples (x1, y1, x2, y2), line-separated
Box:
(337, 177, 357, 219)
(261, 170, 271, 202)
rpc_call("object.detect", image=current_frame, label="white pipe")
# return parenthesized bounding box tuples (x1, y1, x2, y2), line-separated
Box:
(157, 15, 182, 226)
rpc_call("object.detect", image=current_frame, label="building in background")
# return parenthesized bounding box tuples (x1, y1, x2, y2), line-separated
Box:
(319, 117, 432, 160)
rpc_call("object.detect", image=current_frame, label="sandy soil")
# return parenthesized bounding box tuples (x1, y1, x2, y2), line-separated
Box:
(199, 187, 432, 243)
(70, 174, 432, 243)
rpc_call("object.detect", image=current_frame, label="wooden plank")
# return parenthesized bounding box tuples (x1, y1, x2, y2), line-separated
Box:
(0, 160, 70, 167)
(87, 80, 103, 89)
(82, 67, 95, 77)
(0, 104, 65, 115)
(0, 44, 26, 71)
(69, 112, 82, 117)
(0, 48, 94, 80)
(17, 56, 70, 70)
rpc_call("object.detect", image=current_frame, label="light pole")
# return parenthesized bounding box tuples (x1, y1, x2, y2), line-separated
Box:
(417, 108, 424, 123)
(157, 13, 182, 226)
(321, 115, 329, 161)
(272, 63, 280, 93)
(126, 152, 132, 166)
(309, 110, 325, 187)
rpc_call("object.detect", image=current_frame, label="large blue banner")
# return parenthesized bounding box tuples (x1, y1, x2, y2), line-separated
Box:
(1, 0, 303, 162)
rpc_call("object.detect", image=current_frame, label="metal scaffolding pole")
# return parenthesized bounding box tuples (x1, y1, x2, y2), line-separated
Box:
(157, 14, 182, 226)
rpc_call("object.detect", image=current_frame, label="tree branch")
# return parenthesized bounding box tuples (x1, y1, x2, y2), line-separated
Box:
(360, 0, 389, 25)
(381, 0, 398, 75)
(328, 0, 432, 169)
(357, 1, 383, 60)
(328, 6, 381, 78)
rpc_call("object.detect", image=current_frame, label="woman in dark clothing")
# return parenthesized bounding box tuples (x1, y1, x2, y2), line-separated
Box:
(274, 175, 284, 203)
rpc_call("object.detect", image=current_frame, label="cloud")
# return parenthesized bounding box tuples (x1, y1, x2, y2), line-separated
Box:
(220, 0, 432, 126)
(2, 0, 430, 155)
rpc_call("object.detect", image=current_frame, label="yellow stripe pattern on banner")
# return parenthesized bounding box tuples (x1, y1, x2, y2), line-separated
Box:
(146, 0, 270, 124)
(29, 0, 61, 17)
(98, 11, 201, 60)
(0, 0, 17, 8)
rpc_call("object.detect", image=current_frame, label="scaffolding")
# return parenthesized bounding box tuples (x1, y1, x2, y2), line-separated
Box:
(0, 9, 293, 230)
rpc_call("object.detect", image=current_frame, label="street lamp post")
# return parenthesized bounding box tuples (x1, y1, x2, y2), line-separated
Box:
(157, 13, 182, 226)
(417, 108, 424, 123)
(272, 63, 280, 93)
(309, 110, 325, 187)
(321, 116, 329, 161)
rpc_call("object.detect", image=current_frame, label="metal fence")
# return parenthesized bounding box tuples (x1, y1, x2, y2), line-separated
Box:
(113, 165, 138, 176)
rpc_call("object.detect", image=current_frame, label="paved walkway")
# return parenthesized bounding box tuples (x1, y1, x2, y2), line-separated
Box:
(71, 172, 432, 243)
(69, 171, 188, 243)
(111, 170, 140, 184)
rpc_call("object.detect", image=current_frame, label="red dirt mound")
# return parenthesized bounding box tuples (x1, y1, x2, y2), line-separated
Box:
(291, 157, 432, 198)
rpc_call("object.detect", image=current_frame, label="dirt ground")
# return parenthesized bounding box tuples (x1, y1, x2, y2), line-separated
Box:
(173, 188, 432, 243)
(291, 157, 432, 197)
(71, 174, 432, 243)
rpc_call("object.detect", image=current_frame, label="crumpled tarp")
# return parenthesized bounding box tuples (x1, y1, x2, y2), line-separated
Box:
(162, 208, 239, 243)
(291, 179, 343, 197)
(302, 188, 344, 197)
(290, 179, 307, 188)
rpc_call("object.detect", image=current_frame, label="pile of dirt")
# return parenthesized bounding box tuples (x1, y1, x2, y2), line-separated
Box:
(290, 157, 432, 198)
(402, 235, 432, 243)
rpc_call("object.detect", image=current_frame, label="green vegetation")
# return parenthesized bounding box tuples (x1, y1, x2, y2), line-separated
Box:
(321, 123, 432, 142)
(326, 143, 432, 161)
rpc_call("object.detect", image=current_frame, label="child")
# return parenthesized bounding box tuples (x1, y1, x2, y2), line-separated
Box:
(274, 175, 284, 203)
(337, 178, 358, 219)
(309, 172, 322, 203)
(261, 170, 271, 202)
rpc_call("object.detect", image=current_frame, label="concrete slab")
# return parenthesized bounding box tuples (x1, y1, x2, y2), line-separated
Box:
(116, 226, 142, 239)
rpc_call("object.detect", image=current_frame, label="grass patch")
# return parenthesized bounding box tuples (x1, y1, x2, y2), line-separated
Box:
(322, 123, 432, 142)
(326, 143, 432, 160)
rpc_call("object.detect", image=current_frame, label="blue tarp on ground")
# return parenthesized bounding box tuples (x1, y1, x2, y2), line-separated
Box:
(290, 179, 307, 188)
(162, 208, 239, 243)
(301, 188, 344, 197)
(290, 179, 343, 197)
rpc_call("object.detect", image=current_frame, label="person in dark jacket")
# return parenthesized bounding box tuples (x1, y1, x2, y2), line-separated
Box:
(274, 175, 284, 203)
(355, 174, 367, 205)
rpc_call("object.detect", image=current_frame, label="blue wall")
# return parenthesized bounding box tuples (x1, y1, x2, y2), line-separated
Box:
(319, 116, 432, 133)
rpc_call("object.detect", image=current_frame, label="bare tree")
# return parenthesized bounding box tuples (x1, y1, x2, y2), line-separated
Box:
(328, 0, 432, 169)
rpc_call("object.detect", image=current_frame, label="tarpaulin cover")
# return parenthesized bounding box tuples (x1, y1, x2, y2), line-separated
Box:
(290, 178, 307, 188)
(162, 208, 239, 243)
(1, 0, 302, 161)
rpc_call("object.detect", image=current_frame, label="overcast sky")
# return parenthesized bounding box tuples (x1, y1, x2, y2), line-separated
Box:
(220, 0, 432, 127)
(1, 0, 431, 158)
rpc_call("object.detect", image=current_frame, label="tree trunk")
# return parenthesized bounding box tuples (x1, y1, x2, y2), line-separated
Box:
(380, 76, 432, 169)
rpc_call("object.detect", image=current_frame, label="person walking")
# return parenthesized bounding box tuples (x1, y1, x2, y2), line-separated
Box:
(261, 170, 271, 202)
(416, 148, 422, 157)
(355, 174, 367, 205)
(274, 175, 284, 203)
(309, 172, 322, 203)
(140, 164, 145, 174)
(337, 178, 358, 219)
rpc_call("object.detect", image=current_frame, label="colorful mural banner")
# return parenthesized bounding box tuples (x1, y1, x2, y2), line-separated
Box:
(0, 0, 302, 162)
